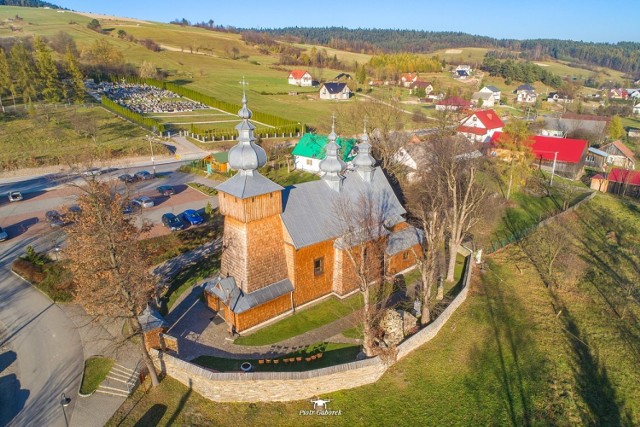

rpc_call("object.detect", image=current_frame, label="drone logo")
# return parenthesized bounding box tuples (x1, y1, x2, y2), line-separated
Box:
(299, 397, 342, 416)
(310, 398, 331, 409)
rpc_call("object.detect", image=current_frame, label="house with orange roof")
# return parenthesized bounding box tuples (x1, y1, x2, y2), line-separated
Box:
(288, 69, 313, 87)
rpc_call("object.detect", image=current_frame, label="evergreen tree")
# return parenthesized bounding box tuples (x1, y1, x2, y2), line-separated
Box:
(607, 115, 625, 140)
(9, 42, 37, 106)
(34, 36, 62, 103)
(356, 64, 367, 84)
(65, 46, 85, 103)
(0, 48, 14, 112)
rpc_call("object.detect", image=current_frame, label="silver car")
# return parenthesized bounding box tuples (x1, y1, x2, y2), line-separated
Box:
(8, 191, 23, 202)
(132, 196, 155, 208)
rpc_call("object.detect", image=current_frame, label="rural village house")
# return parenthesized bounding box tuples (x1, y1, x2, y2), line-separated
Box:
(471, 91, 495, 108)
(491, 133, 588, 179)
(409, 81, 433, 95)
(400, 73, 418, 87)
(600, 140, 636, 169)
(457, 109, 504, 143)
(454, 65, 472, 79)
(288, 70, 313, 87)
(203, 96, 422, 332)
(292, 133, 356, 173)
(479, 85, 501, 102)
(515, 84, 537, 103)
(319, 82, 352, 100)
(203, 151, 230, 174)
(633, 102, 640, 115)
(547, 92, 573, 103)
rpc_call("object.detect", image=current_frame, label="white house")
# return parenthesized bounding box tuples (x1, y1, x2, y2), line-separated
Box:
(547, 92, 573, 103)
(319, 82, 352, 100)
(515, 84, 537, 103)
(471, 91, 495, 108)
(457, 109, 505, 143)
(292, 133, 356, 172)
(288, 70, 313, 87)
(480, 86, 501, 102)
(400, 73, 418, 87)
(633, 102, 640, 115)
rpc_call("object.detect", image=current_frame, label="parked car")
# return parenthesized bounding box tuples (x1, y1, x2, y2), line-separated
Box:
(182, 209, 204, 225)
(118, 174, 135, 183)
(122, 201, 135, 215)
(131, 196, 154, 208)
(45, 210, 66, 228)
(134, 170, 153, 181)
(8, 191, 23, 202)
(161, 213, 184, 231)
(82, 168, 102, 176)
(157, 185, 175, 196)
(0, 226, 8, 241)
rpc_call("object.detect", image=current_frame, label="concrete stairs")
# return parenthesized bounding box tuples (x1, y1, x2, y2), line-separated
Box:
(95, 363, 140, 397)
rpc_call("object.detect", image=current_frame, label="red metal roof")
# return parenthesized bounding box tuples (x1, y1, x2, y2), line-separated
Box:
(608, 168, 640, 186)
(466, 109, 504, 129)
(289, 69, 309, 79)
(457, 126, 488, 135)
(437, 96, 472, 107)
(491, 133, 587, 163)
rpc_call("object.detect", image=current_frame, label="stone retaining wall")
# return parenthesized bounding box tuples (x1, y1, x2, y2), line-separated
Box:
(153, 248, 473, 402)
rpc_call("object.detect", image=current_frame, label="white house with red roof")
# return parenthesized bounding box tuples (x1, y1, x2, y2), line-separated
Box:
(400, 73, 418, 87)
(288, 70, 313, 87)
(491, 133, 588, 179)
(457, 109, 505, 143)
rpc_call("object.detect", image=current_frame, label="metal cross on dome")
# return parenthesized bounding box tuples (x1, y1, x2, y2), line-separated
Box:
(239, 76, 249, 91)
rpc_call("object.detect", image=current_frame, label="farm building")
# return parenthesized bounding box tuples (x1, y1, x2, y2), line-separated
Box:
(203, 96, 422, 332)
(291, 133, 356, 173)
(435, 96, 472, 111)
(491, 133, 588, 179)
(457, 109, 504, 143)
(541, 113, 609, 140)
(591, 168, 640, 198)
(319, 82, 352, 100)
(288, 70, 313, 87)
(584, 147, 612, 170)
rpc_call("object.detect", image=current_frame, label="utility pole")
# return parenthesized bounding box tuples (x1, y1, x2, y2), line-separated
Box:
(550, 151, 558, 186)
(147, 135, 156, 177)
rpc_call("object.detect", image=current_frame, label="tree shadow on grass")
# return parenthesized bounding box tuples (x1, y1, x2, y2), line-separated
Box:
(164, 379, 192, 426)
(464, 267, 544, 426)
(133, 403, 166, 427)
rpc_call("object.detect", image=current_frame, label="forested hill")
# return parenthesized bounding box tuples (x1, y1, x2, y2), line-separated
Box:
(250, 27, 640, 75)
(0, 0, 62, 8)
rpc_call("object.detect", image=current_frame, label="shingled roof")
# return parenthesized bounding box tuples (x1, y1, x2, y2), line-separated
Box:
(205, 277, 294, 314)
(280, 167, 405, 249)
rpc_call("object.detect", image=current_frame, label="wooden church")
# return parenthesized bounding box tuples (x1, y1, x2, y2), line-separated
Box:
(204, 93, 423, 332)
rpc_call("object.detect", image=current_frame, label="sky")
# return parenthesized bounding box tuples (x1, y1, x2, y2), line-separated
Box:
(53, 0, 639, 43)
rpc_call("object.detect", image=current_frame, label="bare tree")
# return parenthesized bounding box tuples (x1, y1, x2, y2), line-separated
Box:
(405, 157, 447, 324)
(430, 134, 487, 282)
(333, 190, 391, 357)
(337, 97, 408, 181)
(64, 179, 160, 387)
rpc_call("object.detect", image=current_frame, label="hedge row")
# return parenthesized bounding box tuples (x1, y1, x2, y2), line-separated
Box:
(113, 76, 300, 131)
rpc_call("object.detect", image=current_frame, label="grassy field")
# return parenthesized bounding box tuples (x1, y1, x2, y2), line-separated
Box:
(234, 294, 362, 346)
(107, 193, 640, 426)
(0, 104, 151, 170)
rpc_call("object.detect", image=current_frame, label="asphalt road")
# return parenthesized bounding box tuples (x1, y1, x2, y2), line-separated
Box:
(0, 162, 219, 426)
(0, 231, 83, 427)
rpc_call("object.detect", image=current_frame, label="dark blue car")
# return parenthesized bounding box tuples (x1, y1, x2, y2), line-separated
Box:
(182, 209, 204, 225)
(162, 213, 184, 231)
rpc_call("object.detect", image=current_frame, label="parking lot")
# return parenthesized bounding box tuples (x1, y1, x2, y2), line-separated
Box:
(0, 171, 220, 243)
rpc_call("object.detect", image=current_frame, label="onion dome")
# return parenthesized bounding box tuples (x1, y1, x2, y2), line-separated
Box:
(228, 89, 266, 174)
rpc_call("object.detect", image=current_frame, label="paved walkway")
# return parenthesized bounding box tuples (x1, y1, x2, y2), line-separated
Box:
(165, 283, 362, 361)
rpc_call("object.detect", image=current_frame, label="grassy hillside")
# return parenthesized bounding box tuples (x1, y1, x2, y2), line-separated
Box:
(107, 193, 640, 426)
